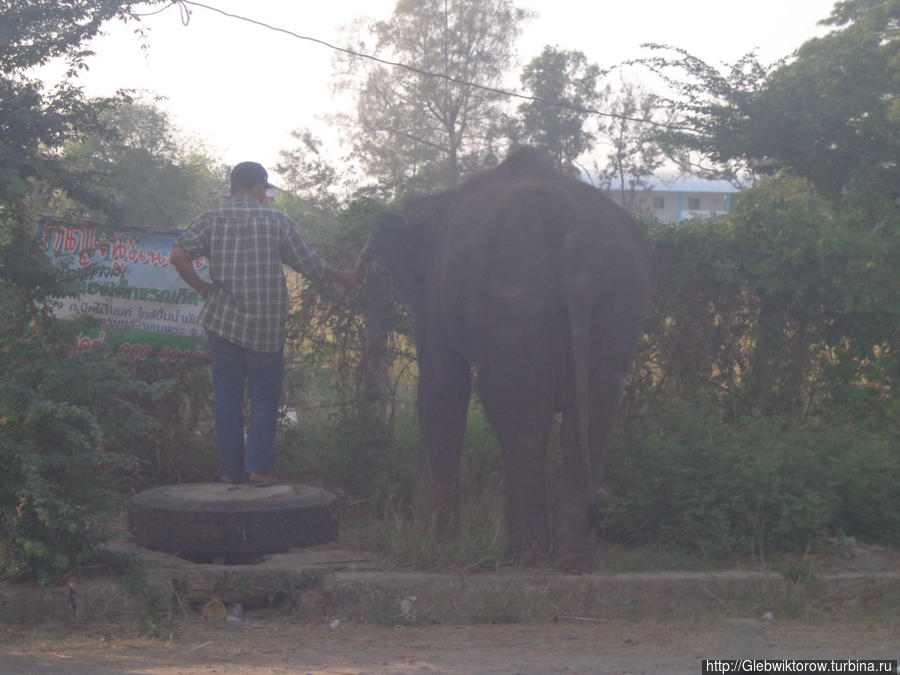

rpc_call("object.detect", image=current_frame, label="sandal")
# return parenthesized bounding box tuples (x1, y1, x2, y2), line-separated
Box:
(248, 473, 280, 487)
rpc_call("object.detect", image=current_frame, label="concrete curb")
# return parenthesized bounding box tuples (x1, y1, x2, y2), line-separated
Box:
(322, 570, 900, 624)
(3, 551, 897, 627)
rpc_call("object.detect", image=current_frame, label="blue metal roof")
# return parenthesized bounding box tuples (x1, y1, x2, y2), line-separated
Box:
(587, 173, 745, 194)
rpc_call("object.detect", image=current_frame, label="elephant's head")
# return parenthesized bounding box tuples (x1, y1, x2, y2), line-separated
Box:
(367, 191, 457, 320)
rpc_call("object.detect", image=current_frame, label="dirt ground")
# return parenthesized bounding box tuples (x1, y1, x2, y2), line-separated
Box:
(1, 615, 897, 675)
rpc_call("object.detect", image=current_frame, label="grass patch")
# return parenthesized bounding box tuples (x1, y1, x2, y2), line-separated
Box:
(594, 543, 732, 573)
(358, 493, 506, 573)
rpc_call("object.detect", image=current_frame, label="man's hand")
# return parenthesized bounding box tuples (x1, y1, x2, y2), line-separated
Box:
(170, 246, 215, 300)
(197, 281, 216, 299)
(325, 267, 361, 290)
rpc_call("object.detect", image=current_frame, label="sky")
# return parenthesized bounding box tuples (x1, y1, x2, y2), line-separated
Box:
(42, 0, 839, 177)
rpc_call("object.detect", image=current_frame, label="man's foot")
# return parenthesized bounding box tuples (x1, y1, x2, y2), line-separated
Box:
(248, 473, 280, 486)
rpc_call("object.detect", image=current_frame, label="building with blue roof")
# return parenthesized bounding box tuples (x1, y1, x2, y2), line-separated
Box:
(594, 174, 747, 223)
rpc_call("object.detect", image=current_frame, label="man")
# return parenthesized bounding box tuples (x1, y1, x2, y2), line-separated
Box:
(170, 161, 359, 485)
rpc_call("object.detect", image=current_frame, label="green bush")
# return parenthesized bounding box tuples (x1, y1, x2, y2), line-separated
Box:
(601, 398, 899, 558)
(276, 401, 419, 513)
(602, 175, 899, 559)
(826, 401, 900, 544)
(124, 361, 218, 488)
(0, 337, 152, 583)
(275, 386, 504, 512)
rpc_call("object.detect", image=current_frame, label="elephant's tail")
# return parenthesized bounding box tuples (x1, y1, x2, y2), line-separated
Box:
(562, 233, 595, 501)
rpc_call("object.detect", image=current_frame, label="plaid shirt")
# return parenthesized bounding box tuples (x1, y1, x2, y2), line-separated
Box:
(174, 195, 326, 352)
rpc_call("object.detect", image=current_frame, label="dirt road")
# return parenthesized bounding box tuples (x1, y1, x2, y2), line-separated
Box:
(1, 616, 896, 674)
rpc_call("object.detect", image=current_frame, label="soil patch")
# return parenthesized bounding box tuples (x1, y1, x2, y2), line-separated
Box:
(1, 616, 897, 675)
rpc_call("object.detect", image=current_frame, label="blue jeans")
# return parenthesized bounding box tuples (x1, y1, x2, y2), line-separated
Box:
(207, 332, 285, 480)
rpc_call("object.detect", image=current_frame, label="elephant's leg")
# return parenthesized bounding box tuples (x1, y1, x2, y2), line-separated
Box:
(478, 356, 556, 565)
(417, 345, 471, 527)
(495, 407, 555, 565)
(557, 368, 628, 572)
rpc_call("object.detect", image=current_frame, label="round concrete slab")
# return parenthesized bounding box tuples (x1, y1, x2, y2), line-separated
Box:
(127, 483, 338, 559)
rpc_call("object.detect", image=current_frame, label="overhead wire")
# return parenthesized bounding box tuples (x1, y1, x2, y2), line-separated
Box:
(135, 0, 696, 133)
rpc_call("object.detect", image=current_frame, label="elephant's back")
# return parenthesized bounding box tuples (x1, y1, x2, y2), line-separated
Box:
(441, 175, 645, 268)
(434, 176, 648, 369)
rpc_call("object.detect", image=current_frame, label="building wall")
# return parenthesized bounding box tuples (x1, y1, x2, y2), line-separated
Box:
(613, 189, 734, 224)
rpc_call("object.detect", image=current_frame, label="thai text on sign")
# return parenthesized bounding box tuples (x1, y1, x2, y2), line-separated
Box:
(40, 218, 210, 362)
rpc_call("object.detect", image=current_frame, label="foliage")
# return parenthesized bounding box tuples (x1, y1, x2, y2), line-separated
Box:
(638, 0, 899, 211)
(0, 74, 114, 228)
(286, 390, 504, 570)
(512, 45, 602, 172)
(0, 332, 155, 583)
(359, 491, 505, 572)
(602, 398, 900, 557)
(634, 175, 898, 421)
(0, 0, 222, 583)
(275, 129, 343, 220)
(599, 2, 898, 556)
(0, 3, 174, 316)
(608, 171, 899, 555)
(634, 45, 777, 179)
(753, 0, 900, 201)
(333, 0, 530, 199)
(123, 361, 218, 488)
(0, 0, 148, 73)
(0, 258, 213, 582)
(276, 397, 419, 512)
(274, 192, 416, 511)
(58, 100, 226, 227)
(0, 1, 160, 226)
(591, 75, 668, 206)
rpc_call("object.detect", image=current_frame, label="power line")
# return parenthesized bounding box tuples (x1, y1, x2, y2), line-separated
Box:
(139, 0, 696, 133)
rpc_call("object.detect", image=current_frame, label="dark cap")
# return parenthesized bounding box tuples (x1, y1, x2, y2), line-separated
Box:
(230, 161, 275, 190)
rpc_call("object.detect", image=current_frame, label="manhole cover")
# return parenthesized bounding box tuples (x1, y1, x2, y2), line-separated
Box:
(127, 483, 338, 558)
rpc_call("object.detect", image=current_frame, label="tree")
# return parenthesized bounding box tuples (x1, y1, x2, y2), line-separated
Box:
(275, 128, 344, 227)
(0, 1, 161, 226)
(592, 75, 667, 209)
(602, 0, 899, 556)
(629, 0, 899, 399)
(58, 100, 225, 227)
(760, 0, 900, 211)
(335, 0, 530, 199)
(637, 0, 899, 209)
(1, 1, 169, 332)
(632, 45, 773, 182)
(512, 46, 602, 172)
(0, 0, 146, 73)
(0, 0, 171, 583)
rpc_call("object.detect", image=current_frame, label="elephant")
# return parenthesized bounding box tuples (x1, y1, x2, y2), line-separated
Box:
(368, 147, 650, 571)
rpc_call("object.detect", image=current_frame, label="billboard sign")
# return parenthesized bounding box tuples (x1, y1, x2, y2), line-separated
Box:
(40, 218, 210, 362)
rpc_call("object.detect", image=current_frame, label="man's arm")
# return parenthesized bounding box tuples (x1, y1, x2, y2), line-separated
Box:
(170, 246, 215, 299)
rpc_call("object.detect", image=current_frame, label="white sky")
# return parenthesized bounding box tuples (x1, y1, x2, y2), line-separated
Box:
(42, 0, 838, 176)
